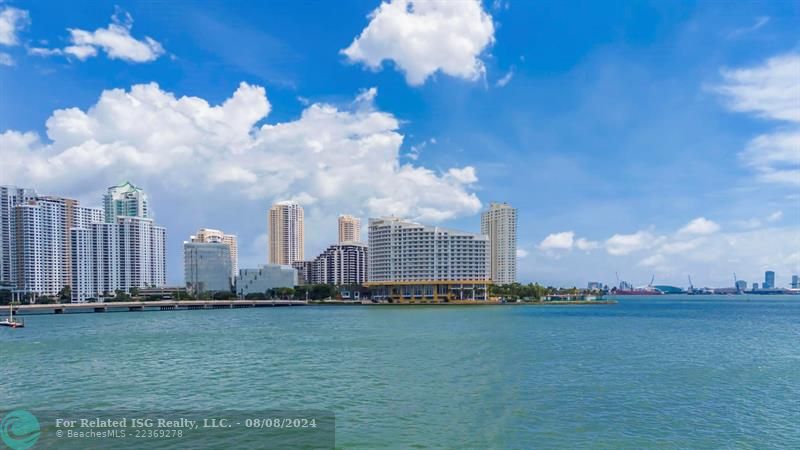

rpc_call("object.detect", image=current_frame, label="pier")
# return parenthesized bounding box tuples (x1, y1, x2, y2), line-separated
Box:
(1, 300, 307, 315)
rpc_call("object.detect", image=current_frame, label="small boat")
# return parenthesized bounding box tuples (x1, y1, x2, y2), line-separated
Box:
(0, 304, 24, 328)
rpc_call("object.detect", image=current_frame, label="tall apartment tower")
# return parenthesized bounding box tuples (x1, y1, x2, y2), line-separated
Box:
(72, 183, 165, 302)
(268, 201, 304, 266)
(71, 216, 165, 302)
(481, 202, 518, 285)
(0, 186, 38, 286)
(14, 196, 101, 296)
(191, 228, 238, 278)
(103, 181, 149, 223)
(338, 215, 361, 243)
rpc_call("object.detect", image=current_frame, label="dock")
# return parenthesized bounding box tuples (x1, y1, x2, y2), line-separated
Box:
(1, 300, 307, 315)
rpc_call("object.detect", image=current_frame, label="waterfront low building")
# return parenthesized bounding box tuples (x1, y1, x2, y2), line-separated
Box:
(236, 265, 297, 297)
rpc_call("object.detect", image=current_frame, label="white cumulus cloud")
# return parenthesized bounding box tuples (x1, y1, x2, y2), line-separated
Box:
(605, 231, 662, 256)
(539, 231, 575, 250)
(31, 10, 164, 63)
(679, 217, 720, 235)
(341, 0, 495, 85)
(0, 6, 29, 46)
(715, 53, 800, 186)
(575, 237, 600, 251)
(0, 82, 481, 225)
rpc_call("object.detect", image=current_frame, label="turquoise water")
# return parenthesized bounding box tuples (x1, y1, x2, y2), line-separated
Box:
(2, 296, 799, 448)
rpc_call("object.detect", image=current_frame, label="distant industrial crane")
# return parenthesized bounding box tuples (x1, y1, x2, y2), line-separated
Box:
(688, 275, 694, 293)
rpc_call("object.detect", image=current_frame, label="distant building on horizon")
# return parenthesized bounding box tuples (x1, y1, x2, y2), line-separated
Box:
(268, 201, 304, 266)
(735, 280, 747, 292)
(764, 270, 775, 289)
(752, 282, 758, 291)
(792, 275, 799, 289)
(587, 281, 602, 290)
(481, 202, 517, 285)
(191, 228, 238, 278)
(338, 214, 361, 243)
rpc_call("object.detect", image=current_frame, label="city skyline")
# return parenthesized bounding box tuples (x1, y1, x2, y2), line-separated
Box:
(5, 181, 799, 291)
(0, 1, 797, 287)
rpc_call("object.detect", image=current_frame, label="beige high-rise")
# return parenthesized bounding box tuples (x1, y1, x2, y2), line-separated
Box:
(338, 214, 361, 243)
(481, 202, 518, 285)
(268, 201, 304, 266)
(191, 228, 238, 278)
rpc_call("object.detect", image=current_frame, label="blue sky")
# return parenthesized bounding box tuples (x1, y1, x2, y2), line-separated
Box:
(1, 0, 798, 288)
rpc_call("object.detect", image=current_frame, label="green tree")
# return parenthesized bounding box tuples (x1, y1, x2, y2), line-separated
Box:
(57, 285, 71, 302)
(0, 289, 11, 306)
(212, 291, 235, 300)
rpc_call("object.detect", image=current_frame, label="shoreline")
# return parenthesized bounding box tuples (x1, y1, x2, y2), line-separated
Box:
(1, 299, 616, 316)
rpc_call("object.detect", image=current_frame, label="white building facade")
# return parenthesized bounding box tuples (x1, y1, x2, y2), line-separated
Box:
(367, 217, 490, 301)
(481, 202, 518, 285)
(71, 217, 166, 302)
(13, 196, 102, 298)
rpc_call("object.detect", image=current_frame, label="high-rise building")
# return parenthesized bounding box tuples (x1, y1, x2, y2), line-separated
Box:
(71, 184, 165, 302)
(752, 283, 759, 291)
(72, 216, 166, 302)
(184, 241, 232, 294)
(14, 195, 102, 298)
(117, 216, 166, 291)
(103, 181, 149, 223)
(792, 275, 799, 289)
(268, 201, 304, 266)
(302, 242, 368, 286)
(764, 271, 775, 289)
(71, 222, 119, 301)
(0, 186, 37, 286)
(191, 228, 238, 278)
(366, 217, 490, 301)
(481, 202, 517, 285)
(338, 215, 361, 243)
